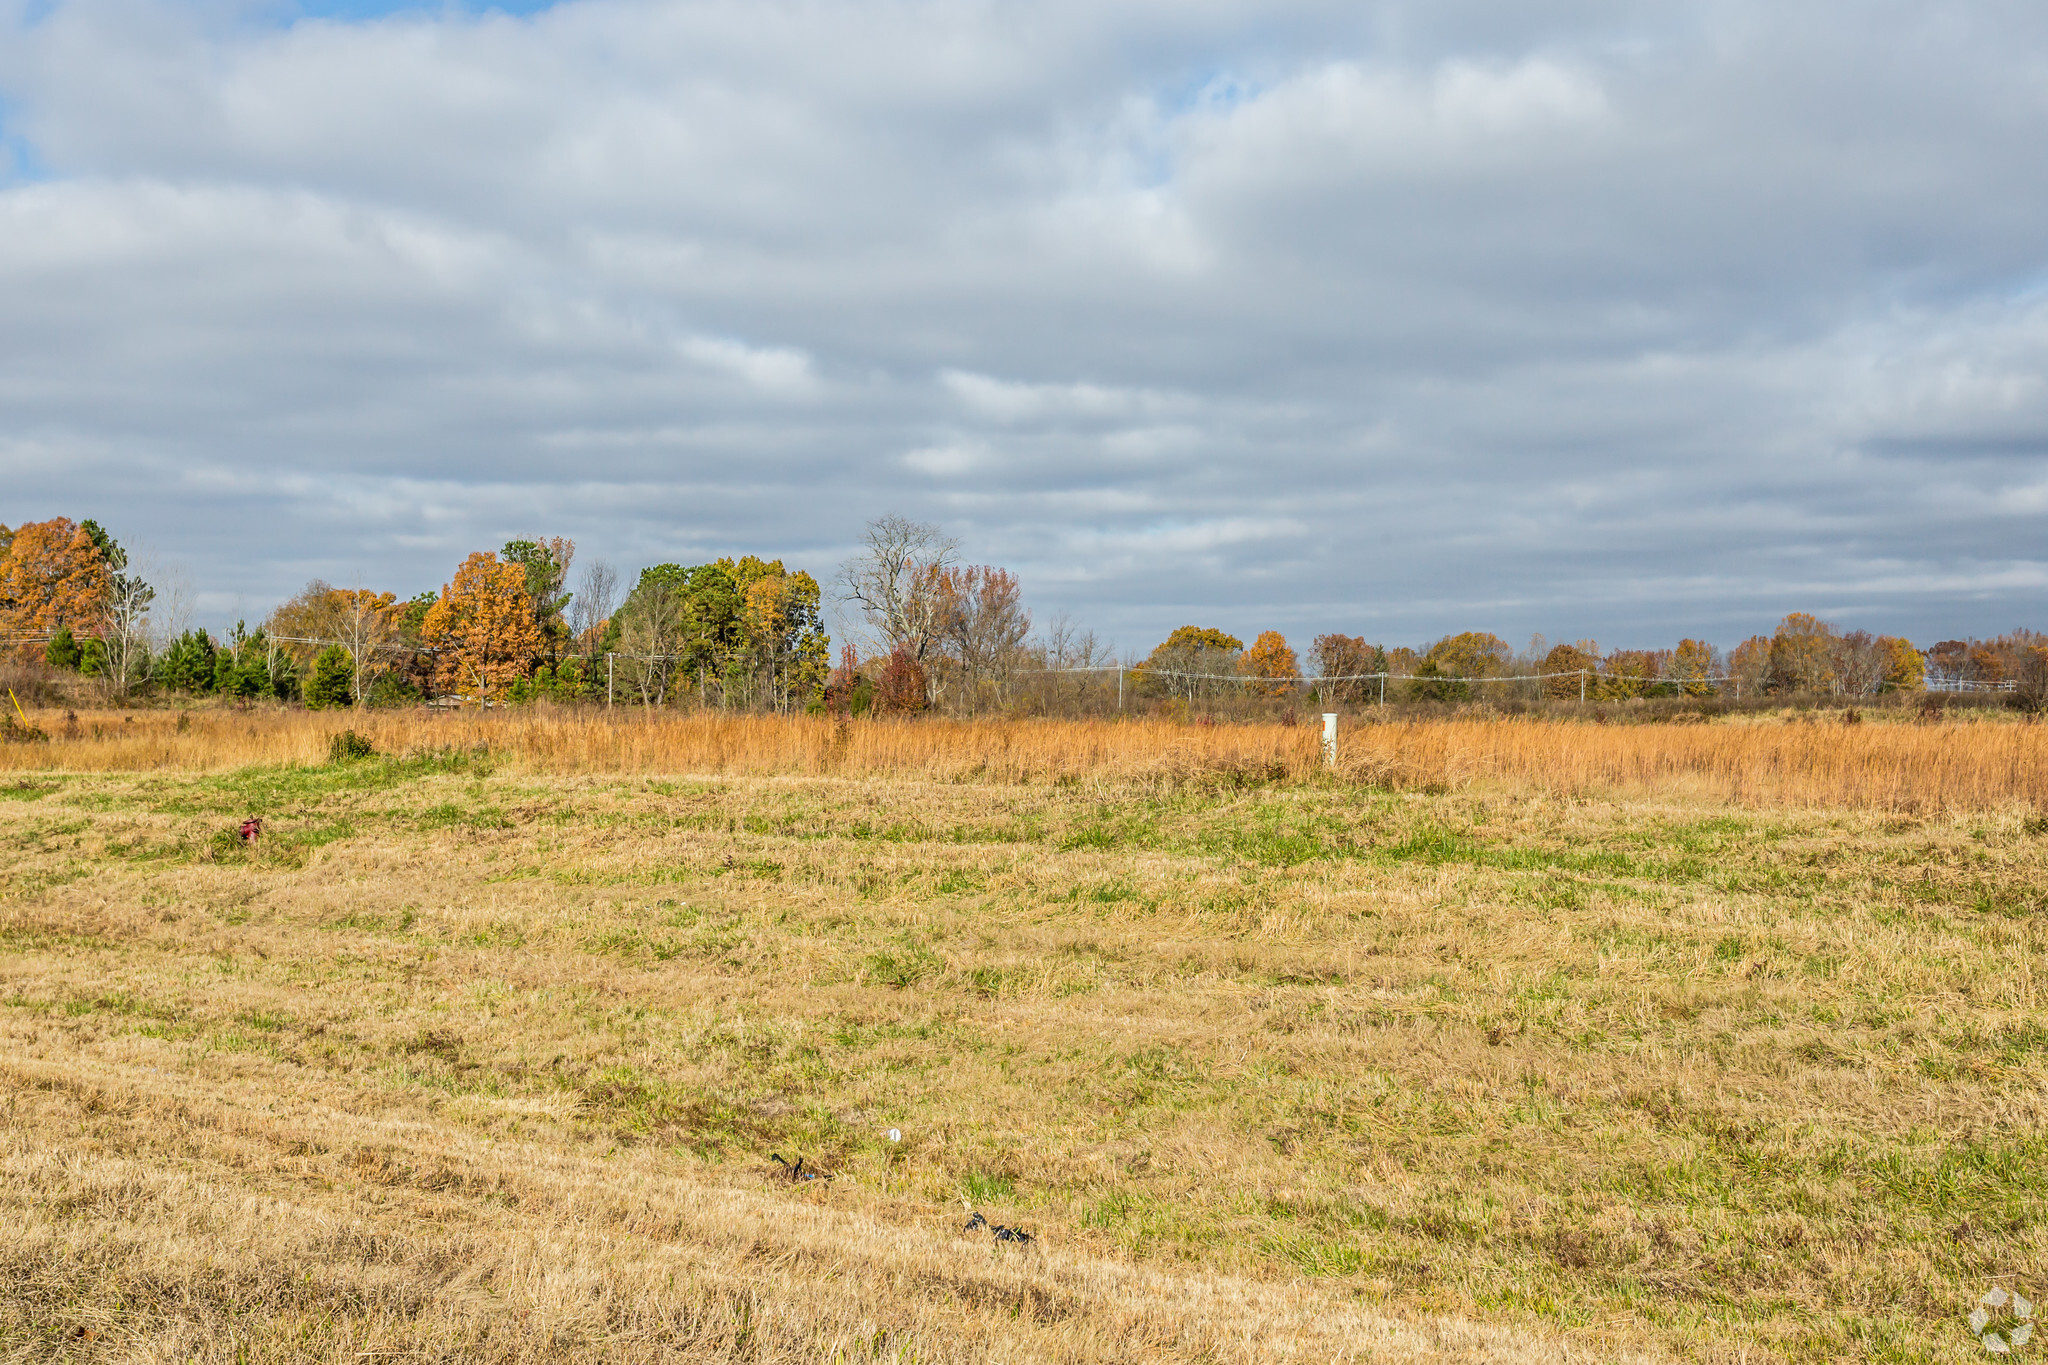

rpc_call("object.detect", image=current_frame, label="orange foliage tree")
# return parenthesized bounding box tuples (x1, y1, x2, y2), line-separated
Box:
(421, 552, 543, 705)
(1541, 642, 1599, 699)
(270, 583, 404, 704)
(1242, 630, 1300, 697)
(0, 517, 109, 649)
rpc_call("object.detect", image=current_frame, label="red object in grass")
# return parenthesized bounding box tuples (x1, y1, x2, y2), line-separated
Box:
(239, 818, 262, 843)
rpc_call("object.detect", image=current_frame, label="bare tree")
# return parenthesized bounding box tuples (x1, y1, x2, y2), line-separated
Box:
(147, 563, 195, 658)
(614, 574, 686, 706)
(99, 551, 155, 698)
(1309, 634, 1380, 704)
(336, 590, 402, 705)
(1026, 614, 1118, 714)
(838, 514, 958, 662)
(1833, 630, 1888, 698)
(940, 566, 1031, 714)
(571, 558, 619, 647)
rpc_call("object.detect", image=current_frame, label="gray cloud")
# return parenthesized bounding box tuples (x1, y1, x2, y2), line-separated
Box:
(2, 0, 2045, 651)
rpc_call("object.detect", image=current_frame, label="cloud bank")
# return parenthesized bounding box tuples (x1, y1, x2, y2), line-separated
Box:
(2, 0, 2046, 648)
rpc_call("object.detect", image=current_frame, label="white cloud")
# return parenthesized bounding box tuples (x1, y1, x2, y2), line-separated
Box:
(0, 0, 2045, 647)
(901, 443, 988, 477)
(942, 369, 1182, 422)
(678, 335, 816, 394)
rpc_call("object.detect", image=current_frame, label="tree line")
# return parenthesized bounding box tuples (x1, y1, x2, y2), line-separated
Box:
(3, 513, 2042, 713)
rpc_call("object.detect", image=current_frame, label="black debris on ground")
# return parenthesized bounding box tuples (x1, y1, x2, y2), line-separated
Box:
(769, 1153, 831, 1183)
(963, 1210, 1035, 1244)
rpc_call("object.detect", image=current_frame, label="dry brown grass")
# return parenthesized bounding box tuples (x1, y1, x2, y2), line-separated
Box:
(7, 704, 2048, 811)
(2, 717, 2045, 1361)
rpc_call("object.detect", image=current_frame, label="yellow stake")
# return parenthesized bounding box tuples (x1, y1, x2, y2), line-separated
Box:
(7, 689, 27, 728)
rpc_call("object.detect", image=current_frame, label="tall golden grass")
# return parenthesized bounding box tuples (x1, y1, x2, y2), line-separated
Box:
(5, 704, 2046, 810)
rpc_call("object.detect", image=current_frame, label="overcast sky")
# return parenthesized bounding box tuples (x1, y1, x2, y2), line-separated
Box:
(3, 0, 2046, 652)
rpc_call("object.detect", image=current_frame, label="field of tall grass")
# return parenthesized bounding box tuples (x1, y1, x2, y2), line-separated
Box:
(6, 703, 2048, 811)
(2, 707, 2045, 1361)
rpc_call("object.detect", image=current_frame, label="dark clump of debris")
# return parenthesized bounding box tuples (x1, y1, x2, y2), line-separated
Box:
(328, 729, 375, 763)
(964, 1211, 1035, 1244)
(2, 691, 47, 744)
(770, 1153, 832, 1184)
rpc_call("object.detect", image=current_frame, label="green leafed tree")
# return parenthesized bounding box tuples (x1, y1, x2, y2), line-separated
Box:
(610, 562, 740, 706)
(212, 623, 297, 701)
(157, 629, 218, 693)
(501, 538, 576, 661)
(305, 645, 356, 710)
(43, 627, 82, 672)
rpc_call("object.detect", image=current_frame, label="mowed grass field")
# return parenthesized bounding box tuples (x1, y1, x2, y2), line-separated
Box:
(2, 713, 2045, 1362)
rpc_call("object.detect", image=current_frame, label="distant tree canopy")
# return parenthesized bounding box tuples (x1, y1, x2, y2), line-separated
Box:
(156, 629, 217, 693)
(1242, 631, 1299, 697)
(934, 565, 1030, 714)
(1668, 639, 1720, 697)
(6, 509, 2013, 717)
(1310, 634, 1384, 704)
(1137, 626, 1244, 701)
(422, 552, 543, 705)
(501, 538, 575, 660)
(1408, 632, 1511, 701)
(268, 583, 405, 707)
(1425, 632, 1511, 679)
(1541, 643, 1600, 698)
(609, 557, 828, 711)
(306, 646, 356, 710)
(0, 517, 110, 643)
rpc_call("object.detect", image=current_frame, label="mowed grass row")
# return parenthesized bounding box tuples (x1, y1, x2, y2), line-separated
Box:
(1, 757, 2045, 1361)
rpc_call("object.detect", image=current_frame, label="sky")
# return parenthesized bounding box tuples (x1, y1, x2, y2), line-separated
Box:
(2, 0, 2046, 654)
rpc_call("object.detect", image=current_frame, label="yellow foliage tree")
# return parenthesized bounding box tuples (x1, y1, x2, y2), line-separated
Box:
(1668, 639, 1718, 696)
(1880, 636, 1924, 691)
(1137, 626, 1244, 701)
(0, 517, 109, 649)
(1426, 632, 1511, 679)
(1241, 630, 1299, 697)
(1599, 649, 1661, 700)
(421, 552, 543, 705)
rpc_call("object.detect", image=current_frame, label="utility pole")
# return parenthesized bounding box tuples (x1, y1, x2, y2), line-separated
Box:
(607, 653, 614, 708)
(1580, 669, 1587, 703)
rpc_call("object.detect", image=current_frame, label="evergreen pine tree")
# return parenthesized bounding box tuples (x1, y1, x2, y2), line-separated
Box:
(44, 628, 81, 672)
(306, 646, 355, 710)
(158, 630, 217, 693)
